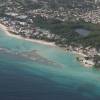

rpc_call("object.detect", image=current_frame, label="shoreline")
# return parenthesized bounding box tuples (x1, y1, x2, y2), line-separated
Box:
(0, 23, 56, 46)
(0, 23, 94, 68)
(72, 51, 94, 68)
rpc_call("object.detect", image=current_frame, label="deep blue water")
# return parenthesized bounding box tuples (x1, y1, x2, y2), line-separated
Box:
(0, 29, 100, 100)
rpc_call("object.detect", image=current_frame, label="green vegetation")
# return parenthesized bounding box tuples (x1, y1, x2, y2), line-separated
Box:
(33, 16, 100, 47)
(94, 55, 100, 68)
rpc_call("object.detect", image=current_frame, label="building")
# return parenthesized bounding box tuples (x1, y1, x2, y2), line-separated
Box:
(66, 0, 96, 7)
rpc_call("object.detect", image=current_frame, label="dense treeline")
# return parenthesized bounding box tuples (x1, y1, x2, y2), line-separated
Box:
(33, 16, 100, 47)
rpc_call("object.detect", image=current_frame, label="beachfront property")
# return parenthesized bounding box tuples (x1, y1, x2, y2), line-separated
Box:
(0, 0, 100, 67)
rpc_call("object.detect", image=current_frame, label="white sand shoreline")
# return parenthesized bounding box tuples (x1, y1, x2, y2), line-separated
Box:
(0, 23, 94, 68)
(72, 51, 94, 68)
(0, 23, 56, 46)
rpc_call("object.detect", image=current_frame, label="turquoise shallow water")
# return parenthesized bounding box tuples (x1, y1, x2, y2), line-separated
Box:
(0, 29, 100, 100)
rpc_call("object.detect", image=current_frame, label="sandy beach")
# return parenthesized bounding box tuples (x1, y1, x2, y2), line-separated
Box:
(0, 23, 94, 68)
(72, 51, 94, 68)
(0, 23, 56, 46)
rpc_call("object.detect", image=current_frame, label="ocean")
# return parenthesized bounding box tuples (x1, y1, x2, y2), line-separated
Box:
(0, 29, 100, 100)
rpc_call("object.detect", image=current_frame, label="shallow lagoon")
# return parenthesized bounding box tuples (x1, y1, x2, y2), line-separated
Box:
(0, 29, 100, 100)
(75, 28, 90, 37)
